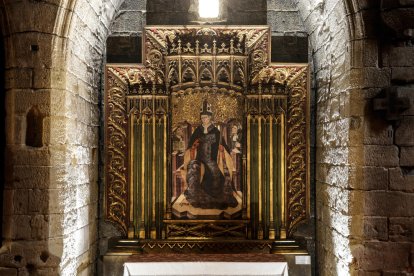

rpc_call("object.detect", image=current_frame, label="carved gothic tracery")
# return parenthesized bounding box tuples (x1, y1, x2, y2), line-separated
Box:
(105, 26, 309, 240)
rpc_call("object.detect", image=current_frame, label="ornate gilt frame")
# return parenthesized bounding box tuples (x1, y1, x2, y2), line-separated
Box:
(105, 26, 309, 243)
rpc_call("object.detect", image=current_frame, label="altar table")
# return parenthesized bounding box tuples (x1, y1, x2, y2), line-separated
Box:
(123, 254, 288, 276)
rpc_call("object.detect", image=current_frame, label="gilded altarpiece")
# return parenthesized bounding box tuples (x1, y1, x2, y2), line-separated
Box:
(105, 26, 309, 250)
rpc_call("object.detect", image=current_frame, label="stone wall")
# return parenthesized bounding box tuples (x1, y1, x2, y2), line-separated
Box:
(107, 0, 146, 64)
(348, 1, 414, 274)
(146, 0, 266, 25)
(294, 0, 355, 274)
(0, 0, 413, 275)
(267, 0, 308, 63)
(294, 0, 414, 275)
(0, 0, 125, 275)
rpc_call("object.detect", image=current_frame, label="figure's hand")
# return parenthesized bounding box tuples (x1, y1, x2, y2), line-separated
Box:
(232, 148, 241, 154)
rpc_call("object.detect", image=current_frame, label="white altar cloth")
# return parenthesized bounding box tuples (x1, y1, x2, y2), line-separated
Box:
(124, 261, 288, 276)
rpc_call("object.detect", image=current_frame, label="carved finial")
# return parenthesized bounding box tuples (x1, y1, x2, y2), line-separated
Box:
(196, 40, 199, 55)
(184, 42, 194, 53)
(177, 39, 182, 54)
(152, 83, 156, 94)
(213, 39, 217, 55)
(171, 43, 176, 54)
(230, 39, 234, 54)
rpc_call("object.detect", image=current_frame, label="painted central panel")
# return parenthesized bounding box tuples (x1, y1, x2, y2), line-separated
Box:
(104, 26, 309, 241)
(171, 89, 243, 219)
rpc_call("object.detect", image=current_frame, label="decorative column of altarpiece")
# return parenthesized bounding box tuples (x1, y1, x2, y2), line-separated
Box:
(105, 26, 309, 242)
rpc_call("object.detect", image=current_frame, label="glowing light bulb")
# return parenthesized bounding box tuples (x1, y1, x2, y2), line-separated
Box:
(199, 0, 219, 18)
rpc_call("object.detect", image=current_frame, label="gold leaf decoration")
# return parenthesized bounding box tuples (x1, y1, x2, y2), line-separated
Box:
(105, 67, 129, 235)
(285, 65, 308, 236)
(171, 88, 243, 128)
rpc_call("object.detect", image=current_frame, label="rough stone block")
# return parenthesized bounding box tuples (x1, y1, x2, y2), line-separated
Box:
(388, 47, 414, 67)
(322, 119, 350, 147)
(363, 68, 391, 88)
(48, 214, 63, 238)
(397, 87, 414, 116)
(0, 268, 18, 276)
(364, 145, 399, 167)
(28, 189, 49, 213)
(50, 69, 66, 90)
(363, 216, 388, 241)
(8, 1, 58, 33)
(362, 40, 378, 67)
(75, 225, 90, 255)
(8, 32, 54, 68)
(9, 240, 60, 268)
(389, 217, 414, 242)
(349, 166, 388, 190)
(49, 116, 69, 146)
(33, 69, 52, 89)
(395, 117, 414, 146)
(3, 190, 14, 216)
(12, 215, 32, 240)
(316, 96, 342, 123)
(47, 237, 63, 259)
(364, 191, 414, 217)
(319, 164, 350, 188)
(12, 147, 50, 166)
(392, 67, 414, 83)
(11, 89, 51, 116)
(48, 188, 65, 214)
(5, 69, 33, 90)
(267, 10, 305, 32)
(147, 12, 190, 25)
(317, 146, 349, 166)
(9, 115, 25, 145)
(119, 0, 146, 10)
(13, 189, 29, 215)
(362, 116, 394, 145)
(357, 241, 411, 271)
(400, 147, 414, 166)
(110, 11, 144, 33)
(389, 168, 414, 192)
(267, 0, 297, 10)
(227, 11, 267, 25)
(30, 215, 48, 240)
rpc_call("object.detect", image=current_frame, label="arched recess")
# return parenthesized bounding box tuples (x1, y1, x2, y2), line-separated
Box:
(49, 0, 131, 274)
(0, 0, 131, 275)
(293, 0, 376, 275)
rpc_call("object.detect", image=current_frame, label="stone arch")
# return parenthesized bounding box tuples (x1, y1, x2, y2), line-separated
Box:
(293, 0, 395, 275)
(0, 0, 128, 274)
(48, 0, 128, 274)
(293, 0, 359, 273)
(0, 0, 412, 275)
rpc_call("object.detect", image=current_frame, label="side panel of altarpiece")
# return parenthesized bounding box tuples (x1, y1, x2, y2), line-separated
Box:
(104, 26, 309, 243)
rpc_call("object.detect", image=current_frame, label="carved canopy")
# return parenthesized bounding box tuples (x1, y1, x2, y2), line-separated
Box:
(105, 26, 309, 240)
